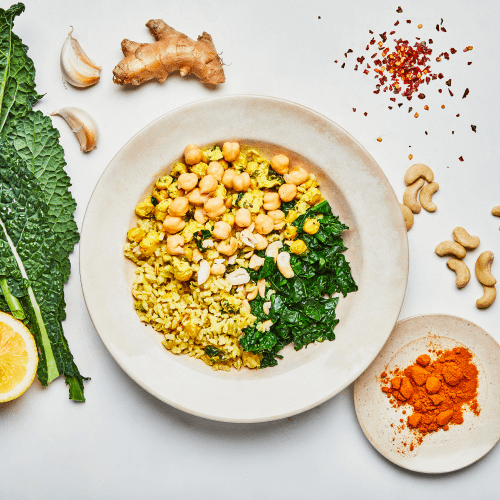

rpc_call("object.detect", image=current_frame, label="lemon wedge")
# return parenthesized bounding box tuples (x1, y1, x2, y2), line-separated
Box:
(0, 311, 38, 402)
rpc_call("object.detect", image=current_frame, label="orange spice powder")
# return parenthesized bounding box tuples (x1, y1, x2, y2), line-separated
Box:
(381, 347, 480, 447)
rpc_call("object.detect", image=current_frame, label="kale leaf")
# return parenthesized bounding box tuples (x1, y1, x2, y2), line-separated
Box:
(239, 200, 357, 367)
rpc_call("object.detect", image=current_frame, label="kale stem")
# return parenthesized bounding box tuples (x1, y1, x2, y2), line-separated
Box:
(0, 277, 25, 320)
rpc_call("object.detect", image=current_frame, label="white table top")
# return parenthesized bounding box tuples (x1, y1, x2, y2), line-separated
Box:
(2, 0, 499, 498)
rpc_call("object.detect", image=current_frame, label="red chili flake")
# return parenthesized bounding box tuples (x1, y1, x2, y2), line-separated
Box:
(365, 45, 369, 51)
(446, 79, 452, 86)
(353, 108, 356, 112)
(438, 73, 444, 79)
(347, 49, 353, 54)
(444, 52, 450, 60)
(438, 89, 443, 93)
(390, 97, 396, 102)
(418, 24, 423, 29)
(429, 39, 434, 44)
(418, 93, 425, 99)
(364, 112, 368, 116)
(425, 131, 428, 135)
(452, 131, 454, 134)
(406, 20, 411, 24)
(441, 104, 445, 108)
(471, 125, 476, 132)
(363, 69, 369, 75)
(436, 24, 440, 31)
(424, 105, 429, 110)
(369, 30, 374, 34)
(468, 61, 472, 65)
(463, 88, 470, 98)
(334, 60, 338, 64)
(377, 137, 383, 142)
(341, 63, 345, 68)
(394, 20, 400, 26)
(448, 89, 454, 96)
(450, 47, 457, 54)
(396, 6, 403, 13)
(390, 31, 396, 35)
(459, 156, 464, 161)
(408, 154, 413, 160)
(357, 56, 365, 63)
(389, 106, 393, 109)
(440, 18, 444, 25)
(456, 113, 460, 117)
(408, 107, 413, 113)
(354, 65, 359, 70)
(398, 103, 403, 107)
(441, 27, 447, 32)
(414, 112, 419, 118)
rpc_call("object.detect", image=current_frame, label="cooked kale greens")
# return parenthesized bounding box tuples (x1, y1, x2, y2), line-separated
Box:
(193, 229, 212, 251)
(0, 3, 85, 400)
(239, 200, 357, 368)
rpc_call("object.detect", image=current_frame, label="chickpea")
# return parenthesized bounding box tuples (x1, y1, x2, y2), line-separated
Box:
(166, 234, 185, 256)
(139, 231, 160, 256)
(212, 221, 232, 240)
(194, 208, 208, 224)
(255, 214, 274, 235)
(303, 218, 320, 235)
(235, 208, 252, 228)
(135, 200, 154, 218)
(184, 144, 203, 165)
(199, 174, 218, 194)
(278, 183, 297, 202)
(290, 239, 308, 255)
(263, 192, 281, 211)
(211, 263, 226, 275)
(267, 210, 285, 226)
(204, 197, 226, 219)
(186, 188, 208, 207)
(217, 237, 239, 256)
(222, 142, 240, 162)
(232, 172, 251, 192)
(127, 227, 146, 243)
(169, 197, 189, 217)
(254, 233, 268, 251)
(177, 172, 198, 191)
(284, 167, 310, 186)
(270, 154, 290, 175)
(207, 161, 224, 181)
(162, 216, 186, 234)
(222, 169, 237, 189)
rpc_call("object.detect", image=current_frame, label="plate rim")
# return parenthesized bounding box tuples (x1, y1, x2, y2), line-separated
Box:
(80, 94, 409, 422)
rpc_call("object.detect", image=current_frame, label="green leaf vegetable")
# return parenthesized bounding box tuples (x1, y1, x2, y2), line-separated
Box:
(0, 3, 85, 400)
(239, 200, 358, 368)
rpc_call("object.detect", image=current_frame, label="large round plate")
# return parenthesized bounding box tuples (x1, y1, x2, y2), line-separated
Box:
(80, 95, 408, 422)
(354, 314, 500, 473)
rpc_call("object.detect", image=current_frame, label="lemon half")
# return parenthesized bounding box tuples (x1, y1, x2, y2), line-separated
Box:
(0, 311, 38, 402)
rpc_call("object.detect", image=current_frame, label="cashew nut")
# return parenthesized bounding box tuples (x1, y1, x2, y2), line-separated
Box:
(197, 259, 210, 285)
(452, 227, 480, 250)
(270, 154, 290, 175)
(204, 197, 226, 219)
(257, 279, 266, 298)
(404, 163, 434, 185)
(222, 142, 240, 162)
(241, 299, 251, 313)
(254, 233, 268, 251)
(475, 251, 496, 286)
(217, 237, 239, 256)
(400, 203, 414, 231)
(240, 229, 258, 248)
(263, 192, 281, 211)
(177, 172, 198, 191)
(247, 286, 258, 301)
(277, 251, 294, 279)
(226, 268, 250, 286)
(435, 241, 466, 259)
(265, 240, 283, 261)
(249, 254, 265, 270)
(446, 259, 470, 288)
(403, 178, 425, 214)
(476, 285, 496, 309)
(263, 302, 271, 315)
(212, 221, 232, 241)
(210, 263, 226, 276)
(165, 234, 185, 256)
(419, 182, 439, 212)
(184, 144, 203, 166)
(262, 320, 273, 332)
(162, 216, 186, 234)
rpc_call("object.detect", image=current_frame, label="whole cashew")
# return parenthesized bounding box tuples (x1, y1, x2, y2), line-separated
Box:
(400, 203, 414, 231)
(419, 182, 439, 212)
(475, 251, 496, 286)
(404, 163, 434, 185)
(435, 241, 466, 259)
(277, 251, 294, 279)
(446, 259, 470, 288)
(403, 178, 425, 214)
(476, 285, 496, 309)
(452, 227, 480, 250)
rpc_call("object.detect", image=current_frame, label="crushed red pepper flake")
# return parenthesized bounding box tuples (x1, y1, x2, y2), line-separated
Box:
(459, 156, 464, 161)
(463, 88, 470, 98)
(396, 6, 403, 13)
(408, 154, 413, 160)
(377, 137, 382, 142)
(471, 124, 476, 133)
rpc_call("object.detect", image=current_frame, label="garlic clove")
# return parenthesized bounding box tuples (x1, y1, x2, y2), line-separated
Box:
(50, 107, 99, 153)
(61, 28, 101, 88)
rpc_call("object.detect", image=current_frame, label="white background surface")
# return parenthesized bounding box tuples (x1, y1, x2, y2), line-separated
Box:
(1, 0, 499, 498)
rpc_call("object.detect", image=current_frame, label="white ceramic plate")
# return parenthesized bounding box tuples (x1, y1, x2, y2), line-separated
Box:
(80, 95, 408, 422)
(354, 314, 500, 473)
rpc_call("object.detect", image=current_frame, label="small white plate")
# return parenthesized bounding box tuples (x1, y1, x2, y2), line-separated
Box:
(354, 314, 500, 473)
(80, 95, 408, 422)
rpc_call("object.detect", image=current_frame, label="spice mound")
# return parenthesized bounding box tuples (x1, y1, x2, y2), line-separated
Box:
(381, 347, 480, 445)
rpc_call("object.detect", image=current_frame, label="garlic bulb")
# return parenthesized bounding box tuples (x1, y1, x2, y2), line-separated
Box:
(60, 28, 101, 87)
(50, 107, 99, 153)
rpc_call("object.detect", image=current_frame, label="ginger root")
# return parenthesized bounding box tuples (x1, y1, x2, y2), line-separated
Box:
(112, 20, 225, 86)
